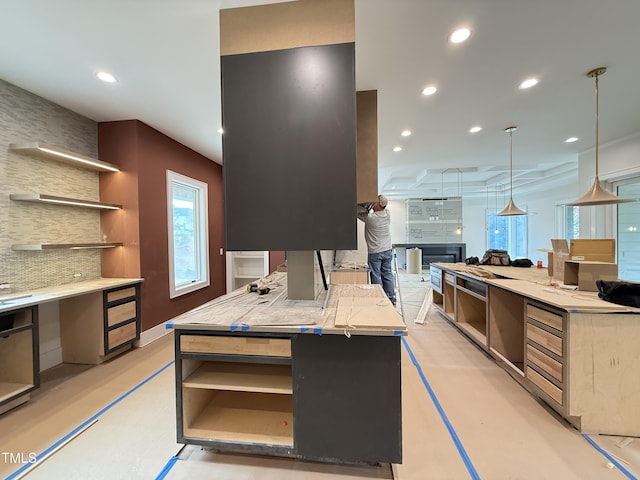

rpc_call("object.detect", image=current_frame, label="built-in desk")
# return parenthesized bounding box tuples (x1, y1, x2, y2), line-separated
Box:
(170, 272, 406, 464)
(0, 278, 142, 414)
(430, 262, 640, 436)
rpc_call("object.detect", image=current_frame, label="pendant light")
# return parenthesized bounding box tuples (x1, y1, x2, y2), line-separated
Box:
(567, 67, 633, 206)
(497, 126, 527, 216)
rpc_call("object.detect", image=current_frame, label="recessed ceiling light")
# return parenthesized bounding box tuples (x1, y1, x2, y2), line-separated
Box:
(469, 126, 482, 133)
(401, 130, 412, 137)
(96, 71, 118, 83)
(449, 28, 471, 44)
(565, 137, 578, 143)
(519, 78, 538, 89)
(422, 86, 437, 96)
(393, 146, 402, 152)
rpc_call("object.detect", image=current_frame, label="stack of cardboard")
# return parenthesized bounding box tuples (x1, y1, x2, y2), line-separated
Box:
(547, 239, 617, 291)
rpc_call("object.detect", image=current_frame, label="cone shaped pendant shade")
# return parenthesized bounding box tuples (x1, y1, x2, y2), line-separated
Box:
(568, 67, 633, 206)
(498, 126, 527, 216)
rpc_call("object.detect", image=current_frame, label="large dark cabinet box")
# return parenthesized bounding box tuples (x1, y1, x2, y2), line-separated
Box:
(222, 42, 357, 251)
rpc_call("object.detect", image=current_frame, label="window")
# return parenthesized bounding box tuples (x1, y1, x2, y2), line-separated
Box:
(564, 206, 580, 241)
(167, 170, 209, 298)
(486, 209, 528, 258)
(616, 178, 640, 281)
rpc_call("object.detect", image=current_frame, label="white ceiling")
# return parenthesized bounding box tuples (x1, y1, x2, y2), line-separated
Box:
(2, 0, 640, 201)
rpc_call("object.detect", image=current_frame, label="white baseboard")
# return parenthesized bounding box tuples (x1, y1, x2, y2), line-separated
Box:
(137, 321, 172, 347)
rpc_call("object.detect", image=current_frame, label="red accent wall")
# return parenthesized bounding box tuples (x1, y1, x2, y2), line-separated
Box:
(269, 251, 285, 272)
(98, 120, 225, 331)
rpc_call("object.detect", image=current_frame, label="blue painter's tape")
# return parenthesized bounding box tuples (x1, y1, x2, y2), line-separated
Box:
(241, 324, 249, 332)
(155, 455, 179, 480)
(401, 337, 480, 480)
(570, 308, 578, 313)
(300, 326, 309, 333)
(165, 321, 174, 329)
(5, 360, 175, 480)
(230, 323, 239, 332)
(313, 327, 322, 335)
(393, 329, 403, 336)
(582, 434, 638, 480)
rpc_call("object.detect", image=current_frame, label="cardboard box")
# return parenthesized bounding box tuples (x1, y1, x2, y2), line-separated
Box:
(330, 270, 369, 285)
(563, 261, 618, 291)
(544, 238, 616, 279)
(547, 239, 569, 279)
(569, 239, 615, 262)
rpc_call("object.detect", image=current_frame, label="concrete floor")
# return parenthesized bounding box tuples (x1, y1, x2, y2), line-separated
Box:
(1, 272, 638, 480)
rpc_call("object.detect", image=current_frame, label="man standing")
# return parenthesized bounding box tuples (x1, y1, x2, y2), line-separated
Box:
(357, 195, 396, 305)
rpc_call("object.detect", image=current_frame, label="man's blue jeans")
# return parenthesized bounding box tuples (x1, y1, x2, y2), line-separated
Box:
(368, 249, 396, 304)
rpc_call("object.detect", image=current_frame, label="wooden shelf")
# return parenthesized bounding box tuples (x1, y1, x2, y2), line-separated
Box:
(10, 193, 122, 210)
(12, 243, 123, 251)
(184, 362, 292, 394)
(0, 383, 33, 403)
(10, 142, 119, 172)
(458, 321, 487, 345)
(184, 390, 293, 446)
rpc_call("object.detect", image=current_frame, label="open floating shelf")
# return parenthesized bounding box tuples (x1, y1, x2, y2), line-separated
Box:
(9, 142, 120, 172)
(12, 243, 123, 251)
(10, 194, 122, 210)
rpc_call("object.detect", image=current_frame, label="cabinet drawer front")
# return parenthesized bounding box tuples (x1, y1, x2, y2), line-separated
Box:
(526, 323, 562, 357)
(526, 304, 563, 332)
(107, 301, 137, 327)
(108, 322, 137, 350)
(180, 335, 291, 357)
(527, 366, 563, 406)
(445, 272, 456, 285)
(527, 344, 562, 382)
(107, 287, 137, 303)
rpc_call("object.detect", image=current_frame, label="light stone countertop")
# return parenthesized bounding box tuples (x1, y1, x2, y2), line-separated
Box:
(0, 278, 143, 314)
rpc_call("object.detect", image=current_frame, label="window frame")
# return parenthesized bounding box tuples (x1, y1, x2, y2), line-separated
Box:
(166, 170, 210, 298)
(486, 208, 528, 258)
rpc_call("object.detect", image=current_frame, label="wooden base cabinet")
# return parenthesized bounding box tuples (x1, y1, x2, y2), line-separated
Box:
(175, 330, 402, 464)
(60, 283, 140, 364)
(0, 306, 39, 413)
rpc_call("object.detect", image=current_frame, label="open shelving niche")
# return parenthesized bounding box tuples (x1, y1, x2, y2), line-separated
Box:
(226, 251, 269, 292)
(0, 306, 38, 412)
(179, 336, 294, 448)
(488, 285, 525, 375)
(455, 275, 488, 346)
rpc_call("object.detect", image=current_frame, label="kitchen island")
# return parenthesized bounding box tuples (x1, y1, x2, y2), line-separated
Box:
(430, 262, 640, 436)
(169, 272, 406, 464)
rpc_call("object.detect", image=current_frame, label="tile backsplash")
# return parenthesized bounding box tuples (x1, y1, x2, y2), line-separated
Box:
(0, 79, 103, 292)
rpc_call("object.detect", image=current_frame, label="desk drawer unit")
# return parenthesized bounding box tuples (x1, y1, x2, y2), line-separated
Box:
(103, 284, 140, 354)
(525, 301, 566, 411)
